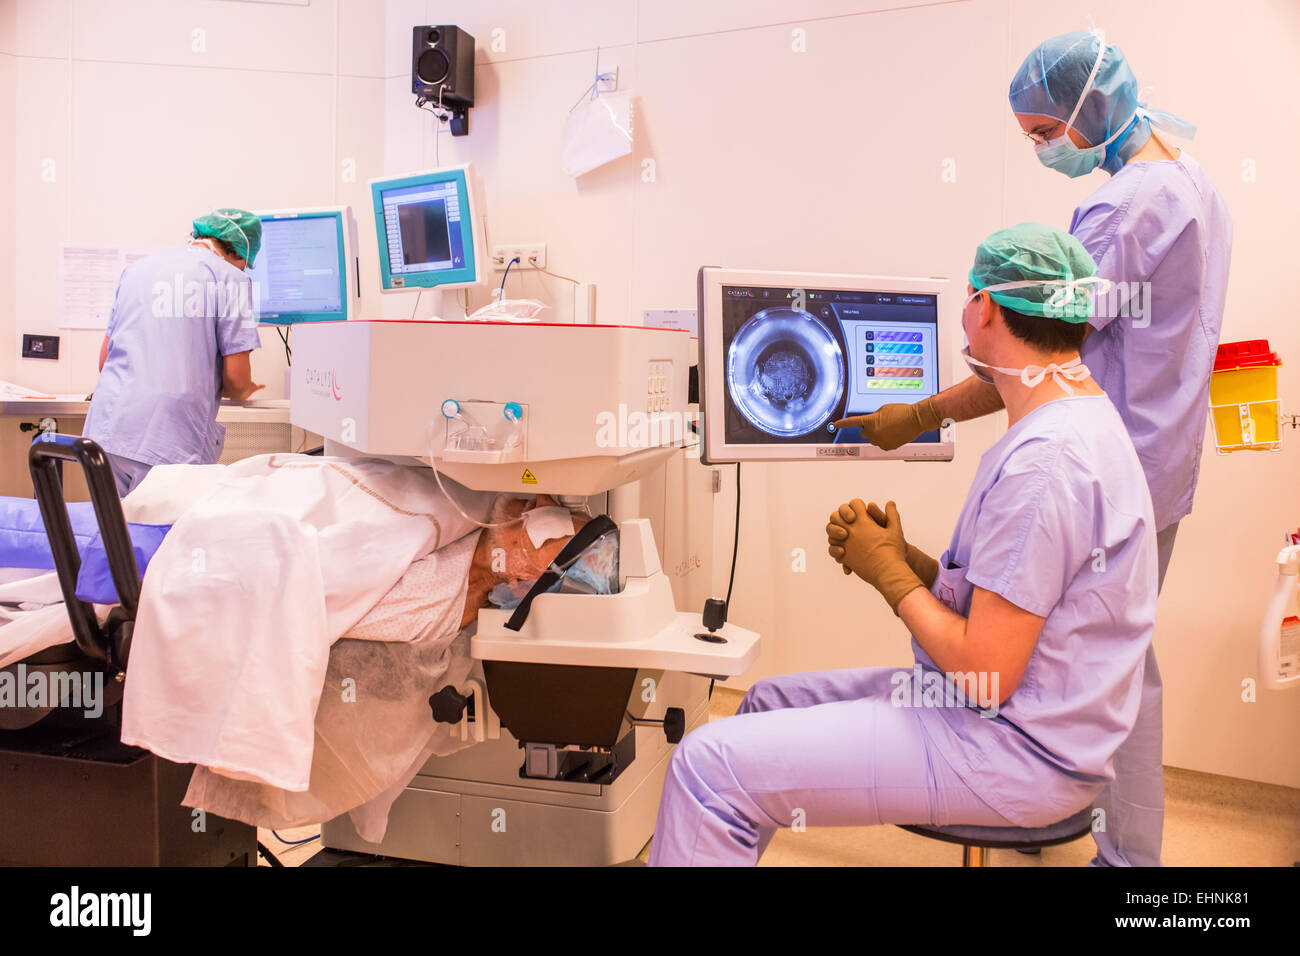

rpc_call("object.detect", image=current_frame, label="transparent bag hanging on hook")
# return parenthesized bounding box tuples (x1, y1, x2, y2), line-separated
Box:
(562, 90, 635, 178)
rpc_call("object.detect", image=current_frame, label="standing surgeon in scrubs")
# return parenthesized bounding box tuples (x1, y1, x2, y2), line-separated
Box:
(837, 29, 1232, 867)
(84, 209, 265, 496)
(648, 224, 1158, 867)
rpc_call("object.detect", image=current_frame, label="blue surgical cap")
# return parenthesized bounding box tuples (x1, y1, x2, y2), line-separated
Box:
(193, 209, 262, 266)
(970, 222, 1100, 322)
(1009, 30, 1193, 175)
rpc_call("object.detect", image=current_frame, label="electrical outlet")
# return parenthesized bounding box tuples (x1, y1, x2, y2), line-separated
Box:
(490, 243, 547, 271)
(21, 334, 60, 360)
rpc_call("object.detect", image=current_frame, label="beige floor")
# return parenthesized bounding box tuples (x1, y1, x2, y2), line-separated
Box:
(259, 685, 1300, 867)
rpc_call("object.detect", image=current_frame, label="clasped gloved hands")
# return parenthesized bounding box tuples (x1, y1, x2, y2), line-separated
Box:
(833, 396, 943, 451)
(826, 499, 939, 614)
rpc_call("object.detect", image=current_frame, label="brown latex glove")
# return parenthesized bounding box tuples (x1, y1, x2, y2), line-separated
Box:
(826, 502, 939, 588)
(825, 499, 926, 613)
(866, 502, 939, 588)
(833, 396, 943, 451)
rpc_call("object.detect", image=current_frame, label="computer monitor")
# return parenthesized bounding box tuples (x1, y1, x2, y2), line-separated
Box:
(697, 268, 956, 463)
(370, 163, 486, 292)
(249, 206, 358, 325)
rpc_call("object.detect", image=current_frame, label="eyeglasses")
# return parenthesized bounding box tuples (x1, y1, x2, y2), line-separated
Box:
(1021, 123, 1065, 147)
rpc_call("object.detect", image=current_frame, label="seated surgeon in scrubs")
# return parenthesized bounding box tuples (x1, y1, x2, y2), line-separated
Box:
(837, 30, 1232, 867)
(647, 223, 1158, 866)
(84, 210, 265, 496)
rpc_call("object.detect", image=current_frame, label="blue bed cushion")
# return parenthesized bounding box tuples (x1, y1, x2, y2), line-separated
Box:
(0, 497, 170, 605)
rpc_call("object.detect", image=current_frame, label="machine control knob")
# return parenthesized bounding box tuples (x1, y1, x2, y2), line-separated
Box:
(663, 707, 686, 744)
(429, 686, 470, 724)
(703, 598, 727, 631)
(694, 598, 729, 644)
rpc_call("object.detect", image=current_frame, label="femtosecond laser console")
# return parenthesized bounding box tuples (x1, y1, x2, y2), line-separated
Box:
(291, 165, 760, 865)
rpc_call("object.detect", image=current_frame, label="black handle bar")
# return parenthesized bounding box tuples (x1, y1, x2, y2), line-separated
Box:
(28, 435, 143, 666)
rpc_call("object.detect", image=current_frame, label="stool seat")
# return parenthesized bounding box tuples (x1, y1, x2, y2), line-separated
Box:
(901, 806, 1093, 849)
(899, 807, 1094, 865)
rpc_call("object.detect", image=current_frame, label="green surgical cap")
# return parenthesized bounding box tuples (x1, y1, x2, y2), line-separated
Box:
(192, 208, 262, 266)
(969, 222, 1100, 322)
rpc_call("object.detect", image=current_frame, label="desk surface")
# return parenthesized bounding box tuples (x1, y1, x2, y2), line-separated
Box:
(0, 396, 291, 420)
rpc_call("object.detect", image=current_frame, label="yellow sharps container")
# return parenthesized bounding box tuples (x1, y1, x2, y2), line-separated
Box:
(1209, 339, 1282, 451)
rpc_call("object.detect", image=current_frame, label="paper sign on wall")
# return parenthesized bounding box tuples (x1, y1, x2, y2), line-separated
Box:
(644, 309, 698, 336)
(59, 244, 152, 330)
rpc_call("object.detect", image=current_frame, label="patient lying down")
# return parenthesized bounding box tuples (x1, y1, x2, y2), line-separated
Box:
(107, 454, 602, 842)
(186, 492, 600, 841)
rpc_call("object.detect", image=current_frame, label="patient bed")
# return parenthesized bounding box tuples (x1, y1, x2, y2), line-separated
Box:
(0, 435, 256, 865)
(0, 439, 498, 857)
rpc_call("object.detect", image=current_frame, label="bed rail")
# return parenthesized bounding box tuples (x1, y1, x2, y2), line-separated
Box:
(28, 435, 142, 671)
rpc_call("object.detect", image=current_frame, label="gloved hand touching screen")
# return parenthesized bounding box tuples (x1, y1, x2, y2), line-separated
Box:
(832, 397, 943, 451)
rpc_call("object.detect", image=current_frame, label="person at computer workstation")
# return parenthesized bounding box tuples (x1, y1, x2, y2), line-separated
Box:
(84, 209, 265, 496)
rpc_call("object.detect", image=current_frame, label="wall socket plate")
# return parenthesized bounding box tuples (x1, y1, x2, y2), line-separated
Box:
(21, 333, 60, 360)
(490, 243, 547, 271)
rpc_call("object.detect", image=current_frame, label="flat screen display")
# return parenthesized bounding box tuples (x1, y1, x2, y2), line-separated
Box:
(381, 180, 464, 275)
(249, 212, 347, 324)
(718, 284, 942, 447)
(371, 167, 480, 291)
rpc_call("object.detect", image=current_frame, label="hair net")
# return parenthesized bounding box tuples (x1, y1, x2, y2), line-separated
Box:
(969, 222, 1103, 323)
(192, 208, 262, 266)
(1009, 29, 1194, 175)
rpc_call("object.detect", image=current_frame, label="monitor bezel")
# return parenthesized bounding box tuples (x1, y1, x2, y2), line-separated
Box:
(698, 266, 957, 464)
(251, 205, 358, 326)
(370, 163, 485, 293)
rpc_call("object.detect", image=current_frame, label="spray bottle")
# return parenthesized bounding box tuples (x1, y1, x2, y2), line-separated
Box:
(1260, 532, 1300, 691)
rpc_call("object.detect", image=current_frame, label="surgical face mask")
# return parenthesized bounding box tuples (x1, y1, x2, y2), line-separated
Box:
(960, 293, 997, 384)
(1030, 30, 1137, 179)
(961, 344, 997, 385)
(961, 282, 1101, 396)
(961, 346, 1090, 396)
(189, 233, 245, 270)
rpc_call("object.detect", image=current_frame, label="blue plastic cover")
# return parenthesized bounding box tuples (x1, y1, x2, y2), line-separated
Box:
(0, 497, 170, 605)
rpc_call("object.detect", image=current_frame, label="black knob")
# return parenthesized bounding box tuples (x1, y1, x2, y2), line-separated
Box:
(663, 707, 686, 744)
(702, 598, 727, 632)
(429, 686, 469, 724)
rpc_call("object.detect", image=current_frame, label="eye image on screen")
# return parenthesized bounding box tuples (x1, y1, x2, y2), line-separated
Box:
(397, 199, 452, 266)
(719, 286, 941, 446)
(728, 307, 845, 436)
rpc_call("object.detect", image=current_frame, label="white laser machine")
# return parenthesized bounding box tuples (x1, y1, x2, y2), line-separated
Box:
(291, 293, 759, 865)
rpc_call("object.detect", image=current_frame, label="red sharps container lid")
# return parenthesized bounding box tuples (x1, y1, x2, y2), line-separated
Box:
(1214, 339, 1281, 372)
